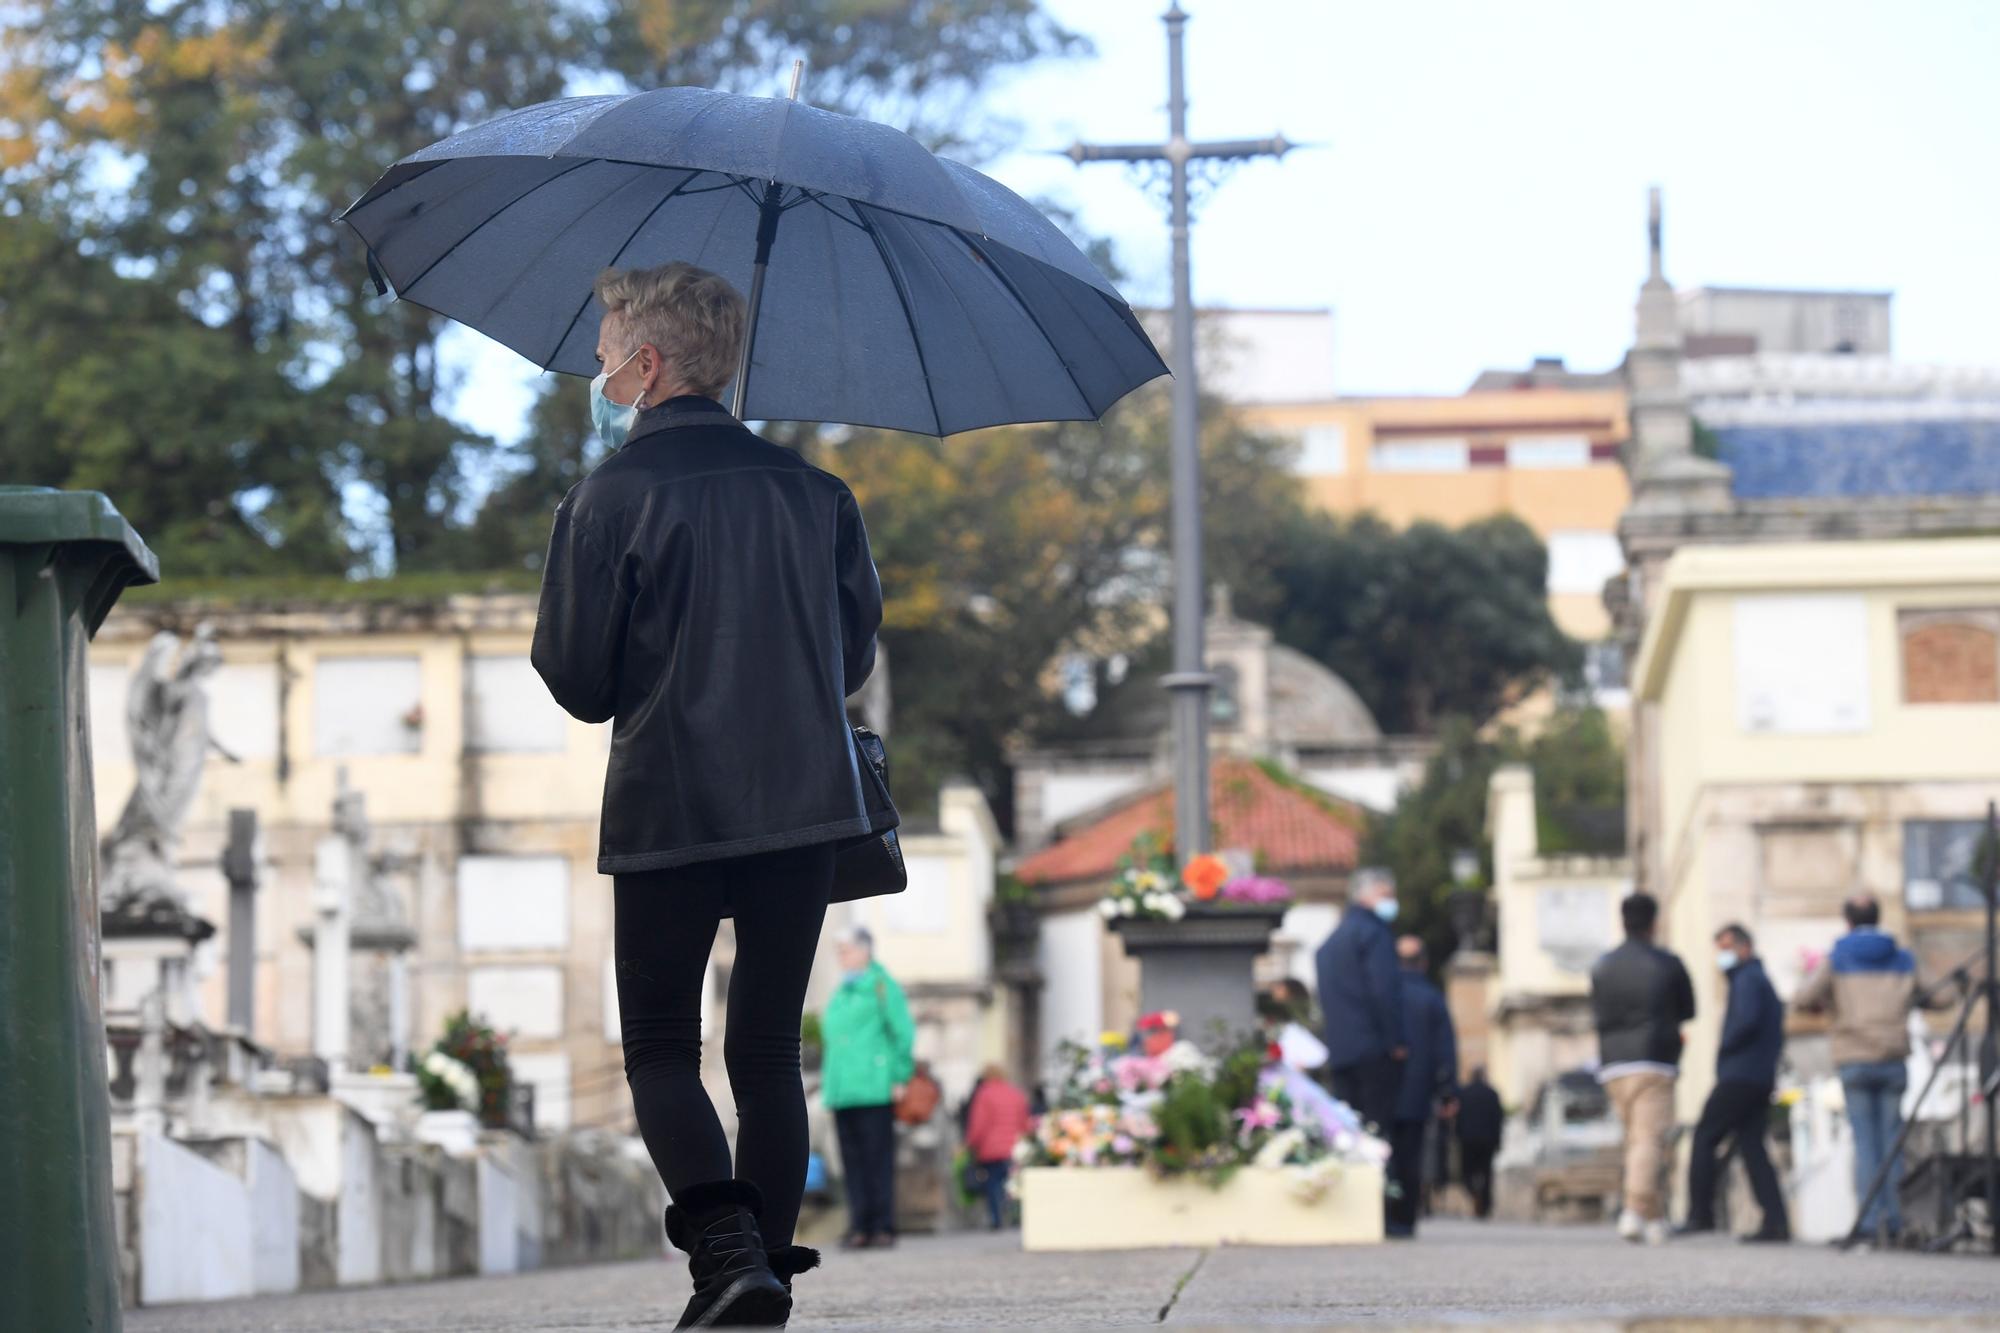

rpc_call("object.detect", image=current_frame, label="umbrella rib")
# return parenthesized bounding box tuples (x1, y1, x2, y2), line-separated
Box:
(853, 205, 944, 438)
(953, 230, 1094, 418)
(541, 168, 707, 372)
(394, 158, 600, 298)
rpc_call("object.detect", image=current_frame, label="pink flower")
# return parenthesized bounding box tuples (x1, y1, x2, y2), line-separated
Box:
(1220, 875, 1294, 905)
(1112, 1134, 1135, 1154)
(1234, 1101, 1282, 1131)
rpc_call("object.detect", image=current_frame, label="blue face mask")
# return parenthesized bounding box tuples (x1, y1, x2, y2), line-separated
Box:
(589, 347, 643, 449)
(1373, 899, 1399, 924)
(1717, 950, 1739, 973)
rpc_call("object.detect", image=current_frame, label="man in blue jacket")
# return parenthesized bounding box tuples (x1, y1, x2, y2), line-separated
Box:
(1388, 936, 1458, 1238)
(1315, 868, 1407, 1136)
(1678, 923, 1789, 1242)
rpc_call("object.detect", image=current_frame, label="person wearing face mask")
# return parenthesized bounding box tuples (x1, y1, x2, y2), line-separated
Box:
(531, 261, 896, 1329)
(1676, 923, 1789, 1243)
(1315, 868, 1408, 1151)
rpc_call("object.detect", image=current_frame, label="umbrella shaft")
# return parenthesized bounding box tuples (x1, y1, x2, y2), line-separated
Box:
(731, 181, 786, 419)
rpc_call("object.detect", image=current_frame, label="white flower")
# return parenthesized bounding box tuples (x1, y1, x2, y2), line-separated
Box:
(1097, 897, 1120, 919)
(1162, 897, 1187, 921)
(1161, 1041, 1213, 1076)
(1117, 898, 1136, 917)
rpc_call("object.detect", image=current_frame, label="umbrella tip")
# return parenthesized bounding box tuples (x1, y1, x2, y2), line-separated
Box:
(788, 59, 805, 101)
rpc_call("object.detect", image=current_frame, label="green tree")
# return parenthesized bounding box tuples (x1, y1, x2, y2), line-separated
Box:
(0, 0, 1081, 577)
(1362, 708, 1626, 965)
(1243, 511, 1583, 734)
(819, 386, 1302, 822)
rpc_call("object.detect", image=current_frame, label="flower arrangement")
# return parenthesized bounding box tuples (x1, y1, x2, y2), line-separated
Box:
(1219, 874, 1294, 907)
(417, 1050, 481, 1112)
(1016, 1031, 1387, 1196)
(411, 1009, 514, 1125)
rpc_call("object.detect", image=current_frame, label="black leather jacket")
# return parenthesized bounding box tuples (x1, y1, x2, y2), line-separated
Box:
(1589, 938, 1696, 1069)
(531, 396, 897, 876)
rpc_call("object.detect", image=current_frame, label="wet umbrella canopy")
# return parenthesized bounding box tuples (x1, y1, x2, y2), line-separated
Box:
(341, 86, 1167, 435)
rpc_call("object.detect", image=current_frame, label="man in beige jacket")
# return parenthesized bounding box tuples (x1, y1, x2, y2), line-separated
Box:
(1795, 894, 1961, 1244)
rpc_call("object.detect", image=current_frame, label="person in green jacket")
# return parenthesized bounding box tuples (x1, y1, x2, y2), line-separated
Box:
(821, 925, 915, 1249)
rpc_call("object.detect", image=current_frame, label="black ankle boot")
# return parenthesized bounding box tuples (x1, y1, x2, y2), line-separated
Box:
(664, 1181, 790, 1329)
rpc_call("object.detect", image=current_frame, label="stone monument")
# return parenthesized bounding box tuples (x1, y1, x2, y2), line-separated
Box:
(100, 624, 233, 912)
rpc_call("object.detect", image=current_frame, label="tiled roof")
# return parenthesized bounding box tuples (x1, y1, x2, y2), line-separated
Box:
(1013, 758, 1362, 887)
(1714, 419, 2000, 501)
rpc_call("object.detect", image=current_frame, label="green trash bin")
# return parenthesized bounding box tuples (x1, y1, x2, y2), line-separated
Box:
(0, 487, 159, 1331)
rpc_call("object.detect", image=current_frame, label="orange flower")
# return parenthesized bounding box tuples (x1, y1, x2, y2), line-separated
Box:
(1182, 854, 1229, 901)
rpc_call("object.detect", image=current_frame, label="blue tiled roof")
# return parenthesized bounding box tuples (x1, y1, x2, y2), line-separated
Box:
(1712, 419, 2000, 500)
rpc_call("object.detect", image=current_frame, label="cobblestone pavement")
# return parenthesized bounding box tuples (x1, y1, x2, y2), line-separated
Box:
(125, 1221, 2000, 1331)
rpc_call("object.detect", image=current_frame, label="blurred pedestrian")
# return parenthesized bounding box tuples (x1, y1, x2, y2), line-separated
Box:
(1316, 869, 1407, 1135)
(1455, 1068, 1504, 1220)
(1259, 977, 1329, 1074)
(1677, 924, 1789, 1243)
(535, 262, 893, 1328)
(1388, 936, 1458, 1238)
(821, 925, 916, 1251)
(963, 1064, 1032, 1231)
(1794, 894, 1962, 1245)
(1590, 892, 1696, 1246)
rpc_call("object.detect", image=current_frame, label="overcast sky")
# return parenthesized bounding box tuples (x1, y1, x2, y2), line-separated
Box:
(447, 0, 2000, 441)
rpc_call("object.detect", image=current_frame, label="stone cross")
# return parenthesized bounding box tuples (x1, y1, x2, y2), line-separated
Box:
(1065, 3, 1296, 856)
(220, 808, 259, 1034)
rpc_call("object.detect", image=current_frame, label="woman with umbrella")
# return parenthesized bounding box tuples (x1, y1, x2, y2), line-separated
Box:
(344, 84, 1164, 1328)
(533, 256, 889, 1327)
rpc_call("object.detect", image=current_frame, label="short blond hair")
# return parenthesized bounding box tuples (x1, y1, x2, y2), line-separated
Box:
(593, 262, 746, 400)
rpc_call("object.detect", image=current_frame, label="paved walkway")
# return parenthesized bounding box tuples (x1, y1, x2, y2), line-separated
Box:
(126, 1222, 2000, 1330)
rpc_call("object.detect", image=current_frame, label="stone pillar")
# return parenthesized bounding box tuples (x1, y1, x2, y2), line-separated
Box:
(1111, 907, 1285, 1045)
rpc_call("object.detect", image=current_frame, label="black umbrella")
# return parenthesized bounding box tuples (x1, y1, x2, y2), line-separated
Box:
(340, 85, 1167, 436)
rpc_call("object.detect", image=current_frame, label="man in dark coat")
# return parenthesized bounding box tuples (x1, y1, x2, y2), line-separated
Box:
(1315, 869, 1407, 1136)
(1455, 1067, 1504, 1220)
(1590, 892, 1696, 1245)
(1386, 936, 1457, 1238)
(1678, 923, 1790, 1242)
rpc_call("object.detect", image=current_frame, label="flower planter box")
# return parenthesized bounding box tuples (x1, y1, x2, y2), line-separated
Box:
(1019, 1163, 1383, 1250)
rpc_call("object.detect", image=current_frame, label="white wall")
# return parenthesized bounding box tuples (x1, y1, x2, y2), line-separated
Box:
(336, 1109, 383, 1286)
(1037, 908, 1104, 1074)
(314, 656, 423, 756)
(1040, 772, 1150, 831)
(1302, 764, 1404, 814)
(1733, 594, 1871, 734)
(210, 661, 281, 760)
(1273, 903, 1341, 991)
(467, 965, 565, 1039)
(246, 1138, 302, 1295)
(138, 1133, 255, 1305)
(467, 655, 568, 753)
(458, 855, 570, 952)
(510, 1051, 573, 1132)
(477, 1156, 522, 1275)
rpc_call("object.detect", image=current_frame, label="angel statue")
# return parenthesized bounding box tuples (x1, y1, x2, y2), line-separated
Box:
(100, 624, 239, 910)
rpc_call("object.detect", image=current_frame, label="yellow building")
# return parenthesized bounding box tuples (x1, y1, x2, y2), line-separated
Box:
(1629, 539, 2000, 1117)
(1240, 388, 1632, 643)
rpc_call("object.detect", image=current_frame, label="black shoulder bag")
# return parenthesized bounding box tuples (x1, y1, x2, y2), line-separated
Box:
(832, 725, 906, 902)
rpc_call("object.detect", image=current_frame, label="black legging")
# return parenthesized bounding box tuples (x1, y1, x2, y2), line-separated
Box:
(614, 842, 834, 1250)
